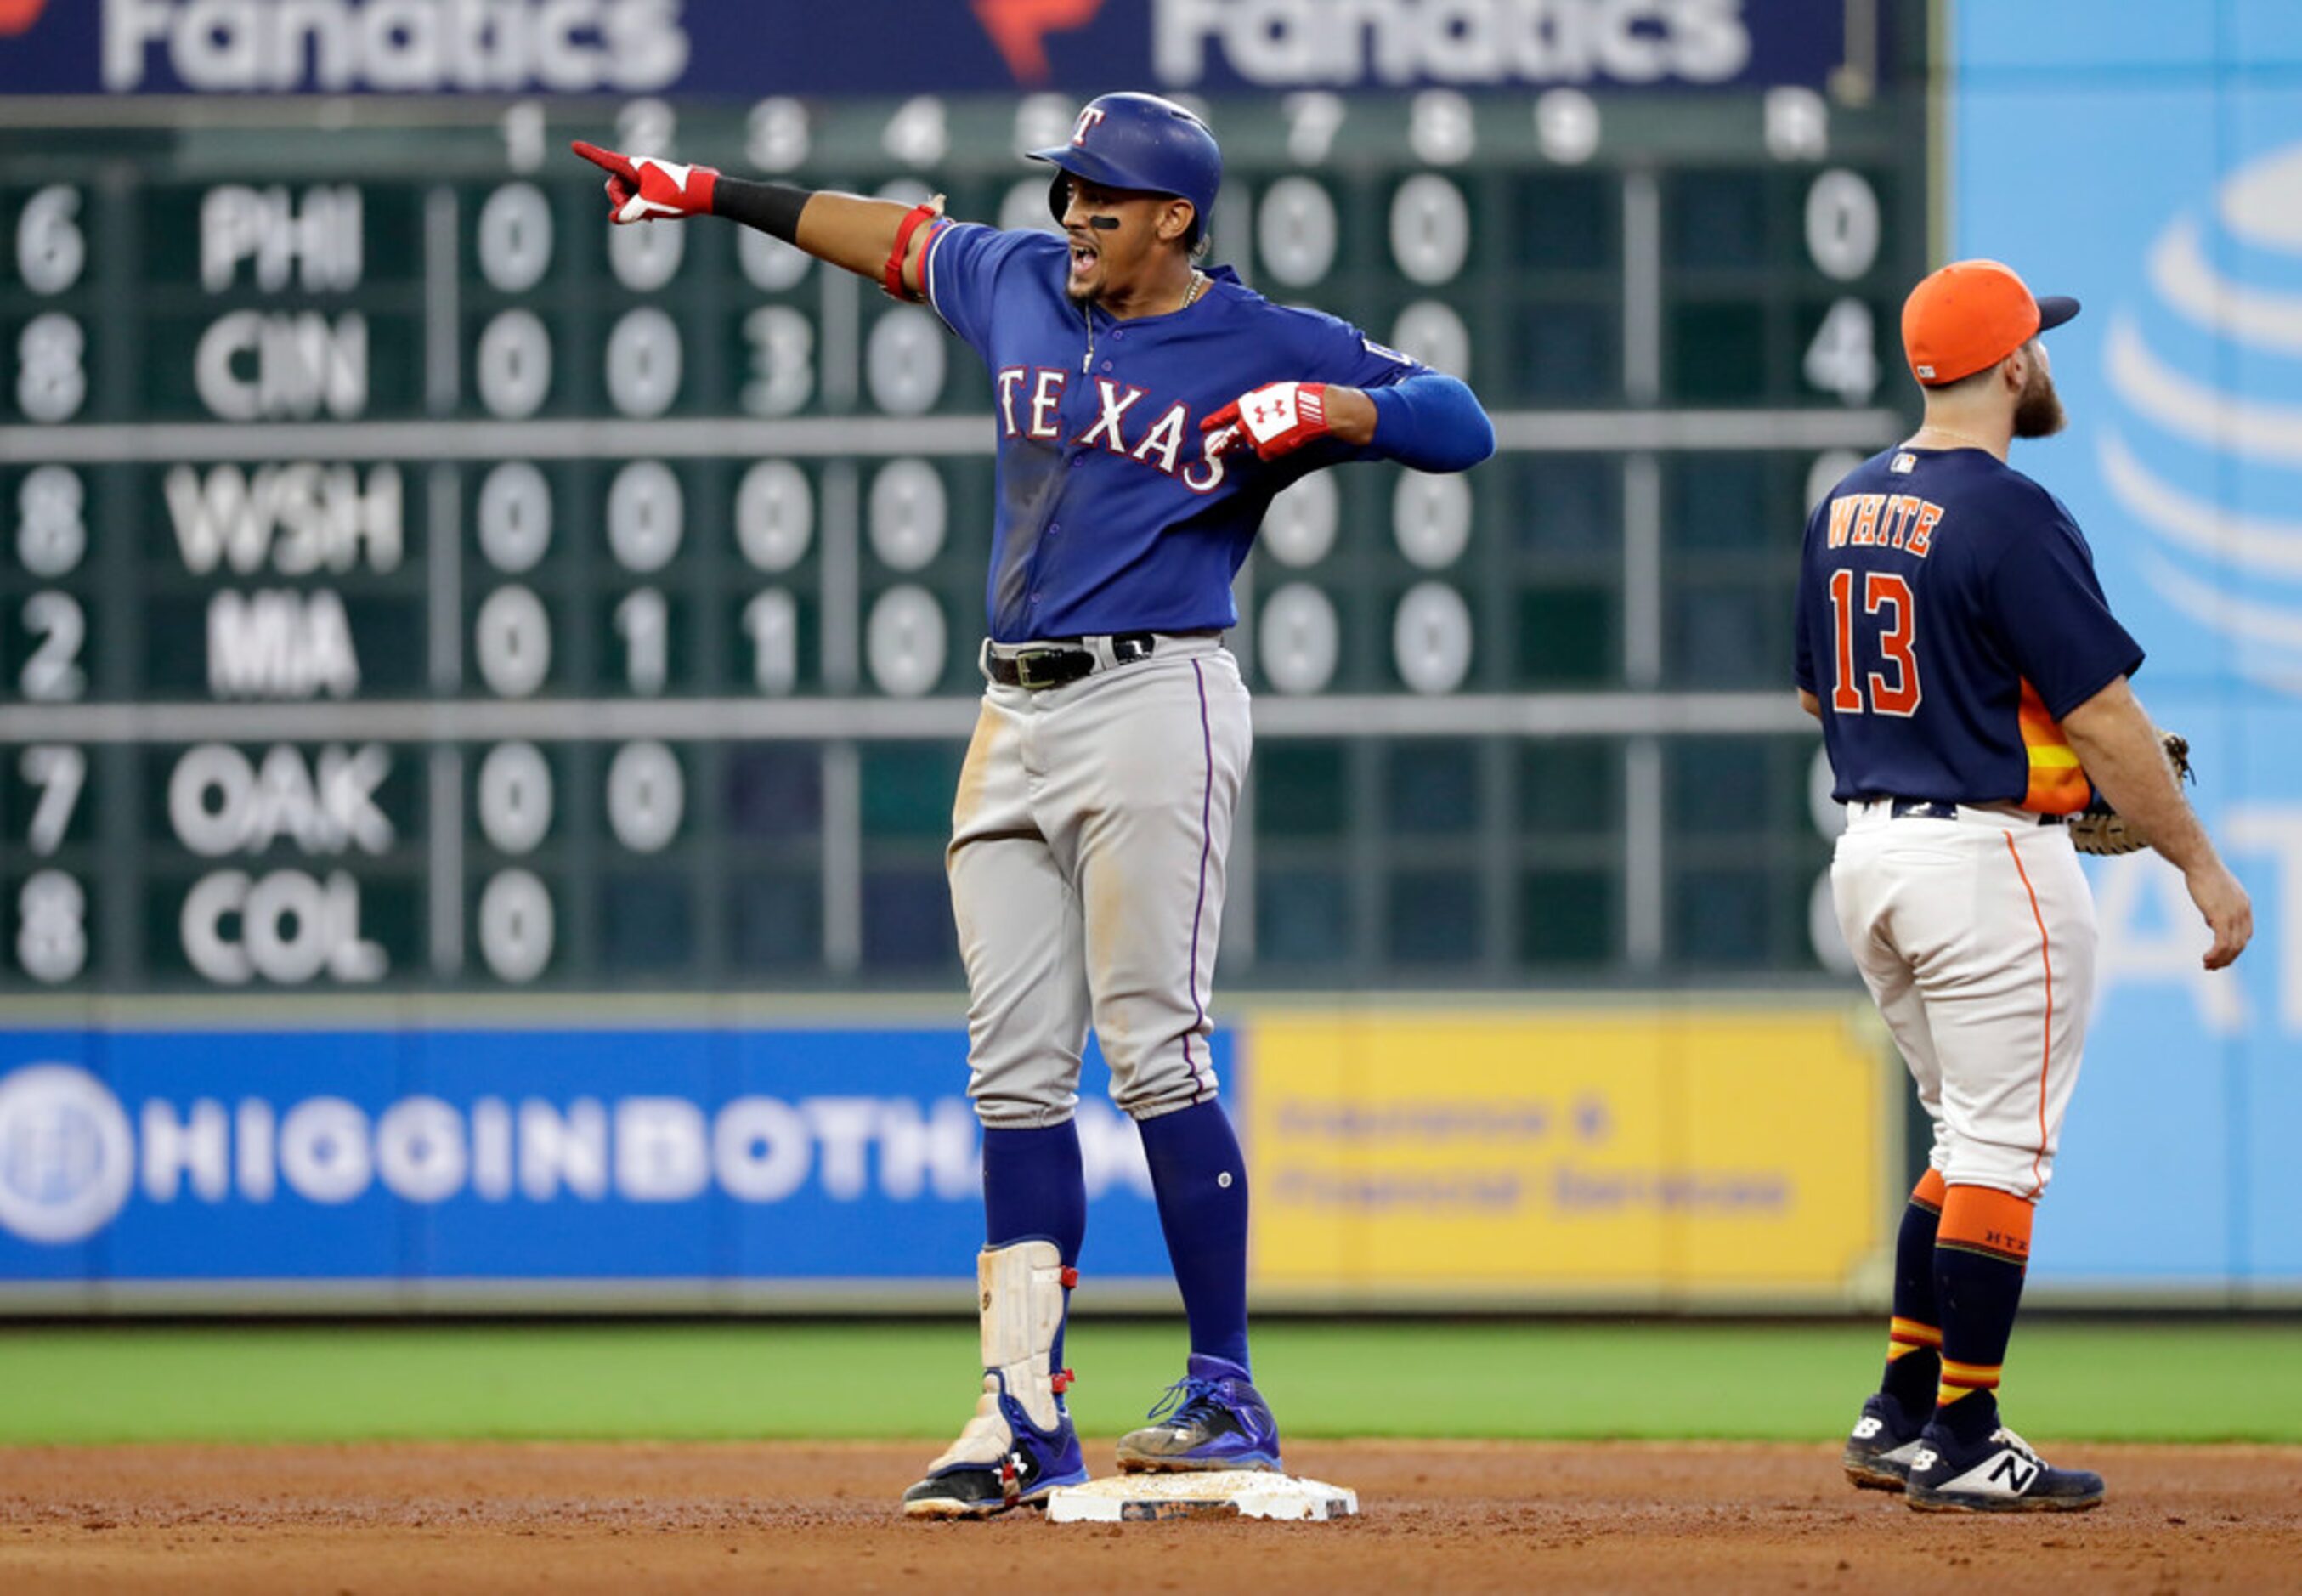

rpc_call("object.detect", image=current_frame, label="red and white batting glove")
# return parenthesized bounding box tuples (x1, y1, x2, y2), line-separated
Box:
(1202, 382, 1332, 461)
(570, 140, 718, 224)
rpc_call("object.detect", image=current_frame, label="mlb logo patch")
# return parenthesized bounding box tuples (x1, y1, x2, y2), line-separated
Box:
(1892, 452, 1916, 473)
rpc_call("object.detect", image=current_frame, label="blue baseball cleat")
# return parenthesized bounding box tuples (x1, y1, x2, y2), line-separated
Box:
(1843, 1390, 1929, 1491)
(1113, 1354, 1282, 1473)
(1903, 1419, 2106, 1514)
(902, 1369, 1089, 1519)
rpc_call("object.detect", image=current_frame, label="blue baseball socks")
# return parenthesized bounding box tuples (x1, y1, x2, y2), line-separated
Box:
(1135, 1099, 1252, 1373)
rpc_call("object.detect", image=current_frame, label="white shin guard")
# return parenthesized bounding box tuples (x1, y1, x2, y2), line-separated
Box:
(928, 1240, 1074, 1471)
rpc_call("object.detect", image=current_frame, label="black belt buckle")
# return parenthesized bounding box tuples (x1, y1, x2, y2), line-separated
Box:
(1011, 648, 1089, 690)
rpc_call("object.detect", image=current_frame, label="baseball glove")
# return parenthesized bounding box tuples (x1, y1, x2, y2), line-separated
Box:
(2067, 729, 2192, 856)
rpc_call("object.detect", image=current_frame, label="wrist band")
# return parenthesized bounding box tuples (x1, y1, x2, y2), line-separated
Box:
(709, 177, 811, 243)
(883, 196, 946, 303)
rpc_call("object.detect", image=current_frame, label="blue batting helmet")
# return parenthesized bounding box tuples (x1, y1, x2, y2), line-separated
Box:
(1029, 92, 1222, 245)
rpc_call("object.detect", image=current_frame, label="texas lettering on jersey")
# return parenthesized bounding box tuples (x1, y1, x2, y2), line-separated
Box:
(920, 218, 1425, 641)
(993, 368, 1228, 491)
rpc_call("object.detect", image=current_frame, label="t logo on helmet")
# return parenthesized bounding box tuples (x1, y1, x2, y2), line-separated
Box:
(1070, 106, 1107, 146)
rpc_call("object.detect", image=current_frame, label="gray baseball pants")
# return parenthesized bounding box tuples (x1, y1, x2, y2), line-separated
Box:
(947, 634, 1250, 1129)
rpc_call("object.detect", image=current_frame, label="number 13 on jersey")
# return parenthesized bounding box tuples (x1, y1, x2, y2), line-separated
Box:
(1828, 568, 1920, 716)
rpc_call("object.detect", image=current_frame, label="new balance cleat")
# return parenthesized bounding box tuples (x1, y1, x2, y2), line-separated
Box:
(901, 1241, 1089, 1519)
(1843, 1391, 1929, 1491)
(1903, 1422, 2106, 1514)
(1113, 1354, 1282, 1473)
(902, 1370, 1087, 1519)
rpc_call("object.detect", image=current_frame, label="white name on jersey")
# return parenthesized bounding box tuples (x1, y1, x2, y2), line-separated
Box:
(1828, 492, 1945, 558)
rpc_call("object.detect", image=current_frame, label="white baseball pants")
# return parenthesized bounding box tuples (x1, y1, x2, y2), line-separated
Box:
(1831, 801, 2097, 1200)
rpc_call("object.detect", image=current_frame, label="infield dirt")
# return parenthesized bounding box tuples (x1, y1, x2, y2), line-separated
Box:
(3, 1440, 2297, 1593)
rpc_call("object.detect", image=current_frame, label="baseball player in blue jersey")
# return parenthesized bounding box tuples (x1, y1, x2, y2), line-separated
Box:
(575, 93, 1494, 1517)
(1797, 260, 2250, 1513)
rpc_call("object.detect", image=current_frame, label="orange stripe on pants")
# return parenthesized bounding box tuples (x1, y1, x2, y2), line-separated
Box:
(2002, 833, 2054, 1199)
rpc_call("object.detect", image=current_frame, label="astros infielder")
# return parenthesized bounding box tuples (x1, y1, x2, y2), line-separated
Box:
(575, 93, 1495, 1516)
(1797, 259, 2250, 1512)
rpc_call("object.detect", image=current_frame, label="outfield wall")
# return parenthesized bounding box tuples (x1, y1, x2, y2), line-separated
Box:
(4, 988, 2295, 1312)
(0, 997, 1895, 1312)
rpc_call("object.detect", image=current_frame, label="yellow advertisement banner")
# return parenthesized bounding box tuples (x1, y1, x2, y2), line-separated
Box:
(1242, 1003, 1890, 1303)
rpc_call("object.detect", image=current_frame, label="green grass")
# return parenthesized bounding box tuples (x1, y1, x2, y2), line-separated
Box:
(0, 1321, 2294, 1446)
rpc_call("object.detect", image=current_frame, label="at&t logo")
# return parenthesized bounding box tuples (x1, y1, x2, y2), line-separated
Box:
(2100, 139, 2302, 688)
(0, 1065, 135, 1244)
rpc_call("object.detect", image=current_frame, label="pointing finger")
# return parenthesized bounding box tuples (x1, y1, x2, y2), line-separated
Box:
(570, 139, 638, 183)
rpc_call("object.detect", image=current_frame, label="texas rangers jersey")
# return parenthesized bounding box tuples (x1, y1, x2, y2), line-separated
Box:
(920, 221, 1427, 642)
(1794, 445, 2143, 808)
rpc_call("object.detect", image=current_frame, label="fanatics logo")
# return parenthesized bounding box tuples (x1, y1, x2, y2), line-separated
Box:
(974, 0, 1105, 86)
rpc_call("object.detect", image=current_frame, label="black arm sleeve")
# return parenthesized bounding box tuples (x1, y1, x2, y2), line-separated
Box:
(710, 177, 812, 242)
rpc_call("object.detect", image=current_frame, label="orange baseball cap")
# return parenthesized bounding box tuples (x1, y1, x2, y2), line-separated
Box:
(1902, 259, 2079, 386)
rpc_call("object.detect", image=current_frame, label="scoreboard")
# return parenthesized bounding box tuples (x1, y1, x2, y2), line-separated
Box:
(0, 85, 1926, 996)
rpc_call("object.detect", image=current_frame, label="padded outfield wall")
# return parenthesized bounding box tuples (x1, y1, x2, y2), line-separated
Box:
(1954, 0, 2302, 1299)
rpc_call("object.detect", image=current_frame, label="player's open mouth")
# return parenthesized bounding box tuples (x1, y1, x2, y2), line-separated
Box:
(1069, 240, 1099, 280)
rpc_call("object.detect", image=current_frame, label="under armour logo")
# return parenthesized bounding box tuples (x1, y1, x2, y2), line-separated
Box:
(1253, 402, 1279, 423)
(1071, 105, 1107, 145)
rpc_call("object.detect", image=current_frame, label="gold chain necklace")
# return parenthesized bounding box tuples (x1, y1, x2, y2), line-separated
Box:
(1909, 424, 1996, 452)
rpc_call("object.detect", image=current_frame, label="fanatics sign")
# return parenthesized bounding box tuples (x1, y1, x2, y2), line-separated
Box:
(0, 0, 1864, 95)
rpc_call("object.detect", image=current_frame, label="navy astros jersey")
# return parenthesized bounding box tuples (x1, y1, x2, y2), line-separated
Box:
(921, 221, 1430, 642)
(1794, 444, 2144, 809)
